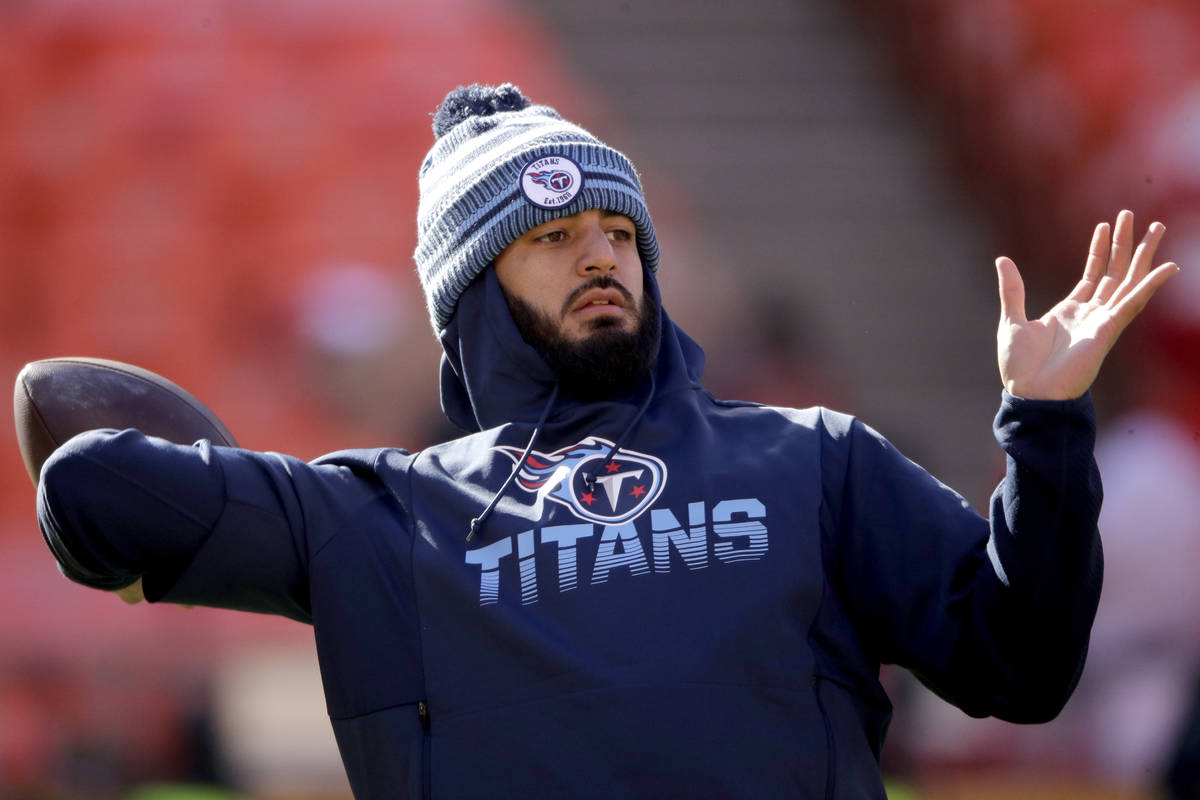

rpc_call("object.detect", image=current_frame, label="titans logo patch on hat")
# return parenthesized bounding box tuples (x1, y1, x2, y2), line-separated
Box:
(520, 155, 584, 209)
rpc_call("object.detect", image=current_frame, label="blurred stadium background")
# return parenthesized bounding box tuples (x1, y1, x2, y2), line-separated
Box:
(1, 0, 1199, 797)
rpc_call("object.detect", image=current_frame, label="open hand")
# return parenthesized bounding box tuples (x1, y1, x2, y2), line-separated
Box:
(996, 210, 1179, 400)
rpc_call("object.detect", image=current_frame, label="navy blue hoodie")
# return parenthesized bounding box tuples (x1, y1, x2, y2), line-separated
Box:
(37, 266, 1102, 798)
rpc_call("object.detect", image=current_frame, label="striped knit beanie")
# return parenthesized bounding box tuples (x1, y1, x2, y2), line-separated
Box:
(415, 83, 660, 333)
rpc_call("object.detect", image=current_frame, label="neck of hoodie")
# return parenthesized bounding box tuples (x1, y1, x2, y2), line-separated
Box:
(438, 267, 705, 434)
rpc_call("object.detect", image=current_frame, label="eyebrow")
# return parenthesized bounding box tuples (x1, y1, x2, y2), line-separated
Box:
(564, 209, 628, 220)
(528, 209, 631, 233)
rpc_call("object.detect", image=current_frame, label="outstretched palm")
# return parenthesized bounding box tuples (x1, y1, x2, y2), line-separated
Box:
(997, 210, 1179, 400)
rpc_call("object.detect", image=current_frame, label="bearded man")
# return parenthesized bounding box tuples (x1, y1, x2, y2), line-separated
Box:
(36, 84, 1178, 798)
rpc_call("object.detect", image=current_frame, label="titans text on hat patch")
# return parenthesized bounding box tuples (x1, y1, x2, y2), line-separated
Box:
(520, 155, 584, 209)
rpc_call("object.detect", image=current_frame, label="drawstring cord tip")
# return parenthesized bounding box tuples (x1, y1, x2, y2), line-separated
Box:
(467, 518, 481, 542)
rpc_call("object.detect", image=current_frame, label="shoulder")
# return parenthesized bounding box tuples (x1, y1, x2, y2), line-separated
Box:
(700, 391, 858, 440)
(311, 431, 501, 493)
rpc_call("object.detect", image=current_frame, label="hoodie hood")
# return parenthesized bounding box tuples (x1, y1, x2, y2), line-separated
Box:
(437, 266, 705, 433)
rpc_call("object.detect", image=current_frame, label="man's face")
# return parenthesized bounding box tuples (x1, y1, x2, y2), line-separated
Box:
(493, 209, 659, 398)
(494, 209, 645, 340)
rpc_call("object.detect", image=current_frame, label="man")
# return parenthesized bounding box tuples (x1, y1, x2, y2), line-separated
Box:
(37, 84, 1178, 798)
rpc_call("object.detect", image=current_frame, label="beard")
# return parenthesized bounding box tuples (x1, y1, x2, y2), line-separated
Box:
(504, 275, 661, 401)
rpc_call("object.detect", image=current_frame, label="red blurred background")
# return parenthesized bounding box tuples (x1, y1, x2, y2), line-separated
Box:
(2, 0, 1199, 797)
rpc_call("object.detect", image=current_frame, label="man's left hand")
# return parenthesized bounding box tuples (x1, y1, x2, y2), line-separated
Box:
(995, 209, 1179, 400)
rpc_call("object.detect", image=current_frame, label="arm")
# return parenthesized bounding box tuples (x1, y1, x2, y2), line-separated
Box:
(828, 211, 1177, 721)
(825, 394, 1100, 722)
(37, 428, 380, 623)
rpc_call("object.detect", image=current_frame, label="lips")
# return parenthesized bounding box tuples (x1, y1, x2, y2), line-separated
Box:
(570, 288, 627, 314)
(560, 277, 636, 323)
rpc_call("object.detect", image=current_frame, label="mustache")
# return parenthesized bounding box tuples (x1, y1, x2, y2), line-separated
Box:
(559, 275, 636, 317)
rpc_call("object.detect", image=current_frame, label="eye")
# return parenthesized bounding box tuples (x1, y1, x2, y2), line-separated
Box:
(606, 227, 634, 243)
(534, 230, 567, 243)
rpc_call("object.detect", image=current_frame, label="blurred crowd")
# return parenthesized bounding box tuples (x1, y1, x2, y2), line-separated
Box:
(854, 0, 1200, 797)
(0, 0, 1198, 798)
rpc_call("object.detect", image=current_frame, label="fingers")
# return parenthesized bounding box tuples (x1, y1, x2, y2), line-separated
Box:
(1071, 211, 1167, 307)
(1095, 210, 1137, 303)
(1111, 261, 1181, 329)
(996, 256, 1027, 325)
(1108, 220, 1166, 308)
(1068, 221, 1111, 302)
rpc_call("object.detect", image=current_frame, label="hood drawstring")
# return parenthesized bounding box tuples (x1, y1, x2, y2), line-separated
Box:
(467, 383, 560, 542)
(582, 373, 657, 492)
(467, 373, 657, 543)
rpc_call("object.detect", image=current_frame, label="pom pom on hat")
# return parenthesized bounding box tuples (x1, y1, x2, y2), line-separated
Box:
(432, 83, 532, 138)
(414, 83, 660, 333)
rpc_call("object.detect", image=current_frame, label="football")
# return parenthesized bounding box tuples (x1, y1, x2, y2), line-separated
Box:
(13, 357, 238, 486)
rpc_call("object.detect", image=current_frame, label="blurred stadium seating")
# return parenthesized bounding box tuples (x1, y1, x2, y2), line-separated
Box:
(2, 0, 1198, 796)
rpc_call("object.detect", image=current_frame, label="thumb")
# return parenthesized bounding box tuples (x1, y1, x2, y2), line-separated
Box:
(995, 256, 1027, 325)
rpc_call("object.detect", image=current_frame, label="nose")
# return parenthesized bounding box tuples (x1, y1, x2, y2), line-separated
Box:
(575, 221, 618, 277)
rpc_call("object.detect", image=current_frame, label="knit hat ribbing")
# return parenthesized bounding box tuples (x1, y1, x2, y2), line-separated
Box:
(415, 83, 660, 333)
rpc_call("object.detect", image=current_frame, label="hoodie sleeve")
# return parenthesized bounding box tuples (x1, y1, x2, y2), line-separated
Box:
(821, 391, 1102, 723)
(37, 428, 388, 624)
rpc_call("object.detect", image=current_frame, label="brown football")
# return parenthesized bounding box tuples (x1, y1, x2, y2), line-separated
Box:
(13, 357, 237, 485)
